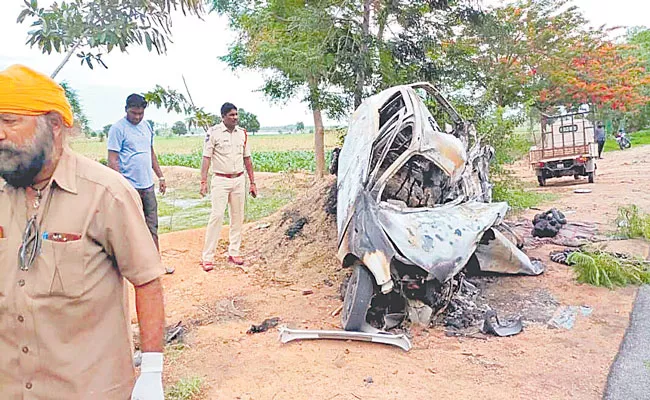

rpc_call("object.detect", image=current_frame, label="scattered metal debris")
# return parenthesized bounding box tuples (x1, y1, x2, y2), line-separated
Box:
(363, 376, 374, 385)
(532, 208, 567, 238)
(165, 321, 185, 344)
(548, 306, 579, 330)
(247, 317, 280, 334)
(278, 326, 412, 351)
(302, 290, 314, 295)
(481, 311, 524, 337)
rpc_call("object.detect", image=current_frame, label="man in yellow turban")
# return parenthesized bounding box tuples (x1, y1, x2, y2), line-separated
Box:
(0, 65, 166, 399)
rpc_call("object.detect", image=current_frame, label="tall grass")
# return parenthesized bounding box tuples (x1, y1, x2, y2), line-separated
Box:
(567, 249, 650, 288)
(616, 205, 650, 240)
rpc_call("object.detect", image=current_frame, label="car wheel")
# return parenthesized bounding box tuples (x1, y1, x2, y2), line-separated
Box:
(341, 264, 375, 331)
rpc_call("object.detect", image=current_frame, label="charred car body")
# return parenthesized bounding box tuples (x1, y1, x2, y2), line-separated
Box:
(336, 83, 542, 331)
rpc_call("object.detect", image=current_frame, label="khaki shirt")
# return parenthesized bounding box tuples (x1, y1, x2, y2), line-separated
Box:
(202, 123, 251, 174)
(0, 147, 164, 399)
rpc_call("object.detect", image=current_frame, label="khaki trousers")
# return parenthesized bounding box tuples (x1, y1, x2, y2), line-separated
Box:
(202, 174, 245, 261)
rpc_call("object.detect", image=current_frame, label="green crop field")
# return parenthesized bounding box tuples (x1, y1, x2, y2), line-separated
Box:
(70, 131, 340, 234)
(70, 131, 341, 161)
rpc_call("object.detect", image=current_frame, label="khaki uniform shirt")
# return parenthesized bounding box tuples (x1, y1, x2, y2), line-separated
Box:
(0, 147, 164, 399)
(202, 123, 251, 174)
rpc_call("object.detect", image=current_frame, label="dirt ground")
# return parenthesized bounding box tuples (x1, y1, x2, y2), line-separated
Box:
(149, 145, 650, 400)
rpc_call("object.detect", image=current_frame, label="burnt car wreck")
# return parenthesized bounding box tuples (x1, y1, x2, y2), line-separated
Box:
(336, 83, 543, 332)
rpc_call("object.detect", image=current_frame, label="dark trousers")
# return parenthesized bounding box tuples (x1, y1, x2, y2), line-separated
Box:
(137, 185, 159, 251)
(597, 140, 605, 158)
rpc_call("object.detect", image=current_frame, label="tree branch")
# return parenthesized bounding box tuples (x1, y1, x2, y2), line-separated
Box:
(50, 42, 82, 79)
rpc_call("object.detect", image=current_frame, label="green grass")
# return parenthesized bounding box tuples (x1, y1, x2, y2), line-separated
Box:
(566, 248, 650, 288)
(603, 129, 650, 152)
(492, 178, 557, 212)
(70, 131, 341, 160)
(616, 205, 650, 240)
(165, 377, 204, 400)
(157, 178, 297, 234)
(156, 150, 333, 173)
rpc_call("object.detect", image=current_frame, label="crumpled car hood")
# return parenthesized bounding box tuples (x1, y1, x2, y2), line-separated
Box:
(377, 201, 509, 282)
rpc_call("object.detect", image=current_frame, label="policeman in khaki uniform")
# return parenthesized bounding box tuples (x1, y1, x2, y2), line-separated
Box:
(0, 65, 166, 399)
(200, 102, 257, 271)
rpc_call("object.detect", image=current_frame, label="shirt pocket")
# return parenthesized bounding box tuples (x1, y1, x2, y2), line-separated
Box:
(215, 138, 231, 155)
(0, 238, 7, 297)
(235, 135, 245, 156)
(29, 238, 85, 298)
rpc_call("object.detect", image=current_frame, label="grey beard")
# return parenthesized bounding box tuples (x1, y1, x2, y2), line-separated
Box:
(0, 147, 47, 188)
(0, 118, 54, 188)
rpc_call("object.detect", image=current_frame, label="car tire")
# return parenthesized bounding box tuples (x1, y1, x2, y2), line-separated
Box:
(587, 171, 595, 183)
(341, 264, 375, 331)
(537, 176, 546, 187)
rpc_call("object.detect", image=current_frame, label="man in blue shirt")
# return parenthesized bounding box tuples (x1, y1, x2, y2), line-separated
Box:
(108, 94, 174, 274)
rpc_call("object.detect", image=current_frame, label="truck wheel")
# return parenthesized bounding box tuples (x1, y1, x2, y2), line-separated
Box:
(537, 176, 546, 187)
(587, 171, 594, 183)
(341, 264, 375, 331)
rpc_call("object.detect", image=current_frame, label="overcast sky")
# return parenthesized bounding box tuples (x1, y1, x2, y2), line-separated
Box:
(0, 0, 648, 131)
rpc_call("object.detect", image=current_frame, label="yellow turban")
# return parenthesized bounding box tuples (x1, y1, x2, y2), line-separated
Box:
(0, 65, 74, 127)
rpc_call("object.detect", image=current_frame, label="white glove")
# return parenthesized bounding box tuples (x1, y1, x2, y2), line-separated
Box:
(131, 352, 164, 400)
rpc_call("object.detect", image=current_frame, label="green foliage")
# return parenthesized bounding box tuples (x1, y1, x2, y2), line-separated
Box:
(156, 150, 332, 173)
(171, 121, 188, 136)
(165, 376, 203, 400)
(492, 178, 555, 212)
(144, 85, 220, 132)
(18, 0, 204, 77)
(616, 205, 650, 240)
(296, 122, 305, 132)
(60, 81, 92, 136)
(238, 108, 260, 132)
(566, 248, 650, 288)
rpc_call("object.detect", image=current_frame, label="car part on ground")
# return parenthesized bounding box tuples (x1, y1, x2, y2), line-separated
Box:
(481, 310, 524, 337)
(278, 326, 412, 351)
(336, 82, 542, 331)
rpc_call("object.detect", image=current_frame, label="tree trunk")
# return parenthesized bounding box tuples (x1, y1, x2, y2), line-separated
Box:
(354, 0, 372, 109)
(50, 43, 81, 79)
(312, 107, 326, 179)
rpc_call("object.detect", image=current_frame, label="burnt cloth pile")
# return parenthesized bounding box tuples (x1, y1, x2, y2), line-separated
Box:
(532, 208, 567, 238)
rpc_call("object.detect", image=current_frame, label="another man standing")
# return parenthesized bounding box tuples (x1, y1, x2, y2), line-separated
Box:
(0, 65, 165, 398)
(108, 94, 174, 274)
(200, 102, 257, 271)
(595, 121, 606, 159)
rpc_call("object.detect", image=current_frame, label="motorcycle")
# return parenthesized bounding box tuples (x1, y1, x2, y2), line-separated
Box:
(615, 130, 632, 150)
